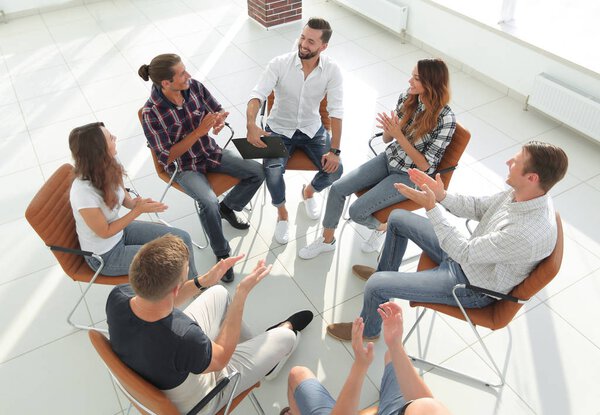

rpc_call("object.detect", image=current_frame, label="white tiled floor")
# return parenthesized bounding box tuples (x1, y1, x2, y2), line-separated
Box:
(1, 1, 599, 414)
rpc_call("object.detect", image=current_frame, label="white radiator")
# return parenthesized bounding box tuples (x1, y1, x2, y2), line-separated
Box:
(528, 73, 600, 142)
(335, 0, 408, 35)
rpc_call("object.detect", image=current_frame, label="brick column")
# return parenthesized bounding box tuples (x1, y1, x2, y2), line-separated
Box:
(248, 0, 302, 28)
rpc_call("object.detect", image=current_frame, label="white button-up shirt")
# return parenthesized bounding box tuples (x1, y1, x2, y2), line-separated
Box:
(249, 51, 343, 138)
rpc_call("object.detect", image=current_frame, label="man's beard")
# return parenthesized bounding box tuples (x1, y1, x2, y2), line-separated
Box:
(298, 46, 318, 60)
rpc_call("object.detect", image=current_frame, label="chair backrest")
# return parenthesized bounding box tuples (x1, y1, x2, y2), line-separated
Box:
(138, 108, 241, 196)
(412, 213, 564, 330)
(364, 123, 471, 222)
(436, 122, 471, 189)
(89, 330, 259, 415)
(25, 164, 127, 285)
(89, 330, 180, 415)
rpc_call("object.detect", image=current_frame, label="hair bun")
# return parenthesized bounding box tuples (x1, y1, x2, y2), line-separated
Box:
(138, 64, 150, 81)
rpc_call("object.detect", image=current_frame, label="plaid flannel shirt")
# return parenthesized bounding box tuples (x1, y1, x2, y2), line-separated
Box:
(384, 91, 456, 174)
(141, 80, 223, 174)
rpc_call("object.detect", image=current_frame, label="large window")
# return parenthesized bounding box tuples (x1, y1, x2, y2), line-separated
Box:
(430, 0, 599, 74)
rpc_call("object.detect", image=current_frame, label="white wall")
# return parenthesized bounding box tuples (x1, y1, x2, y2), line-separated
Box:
(336, 0, 600, 100)
(0, 0, 86, 16)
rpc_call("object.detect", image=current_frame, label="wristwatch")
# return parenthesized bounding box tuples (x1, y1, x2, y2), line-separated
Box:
(329, 148, 341, 156)
(193, 277, 207, 291)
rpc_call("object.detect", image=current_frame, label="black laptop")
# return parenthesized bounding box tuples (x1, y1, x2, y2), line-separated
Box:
(232, 136, 289, 159)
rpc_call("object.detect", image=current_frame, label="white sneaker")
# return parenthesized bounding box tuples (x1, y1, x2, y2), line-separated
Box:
(274, 220, 289, 244)
(264, 332, 301, 381)
(361, 230, 385, 253)
(302, 185, 320, 220)
(299, 237, 336, 259)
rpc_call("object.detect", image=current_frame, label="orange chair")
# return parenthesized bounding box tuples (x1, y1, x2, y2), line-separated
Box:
(402, 213, 564, 387)
(261, 92, 331, 171)
(89, 330, 265, 415)
(353, 123, 471, 224)
(138, 108, 241, 249)
(25, 164, 128, 332)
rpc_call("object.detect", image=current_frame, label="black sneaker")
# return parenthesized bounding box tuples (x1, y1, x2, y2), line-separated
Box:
(219, 202, 250, 230)
(266, 310, 314, 333)
(216, 254, 234, 283)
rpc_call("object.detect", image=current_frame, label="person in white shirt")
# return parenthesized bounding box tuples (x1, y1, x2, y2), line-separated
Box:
(326, 141, 568, 341)
(69, 122, 198, 277)
(246, 17, 344, 244)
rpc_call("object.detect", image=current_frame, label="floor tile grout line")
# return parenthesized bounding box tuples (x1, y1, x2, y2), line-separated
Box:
(0, 328, 81, 366)
(542, 296, 600, 353)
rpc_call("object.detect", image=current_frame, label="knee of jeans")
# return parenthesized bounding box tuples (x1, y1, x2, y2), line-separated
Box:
(255, 167, 266, 181)
(364, 272, 382, 295)
(348, 202, 366, 223)
(195, 195, 219, 213)
(388, 209, 411, 228)
(328, 181, 342, 198)
(248, 161, 265, 180)
(264, 162, 285, 176)
(173, 228, 193, 244)
(331, 163, 343, 180)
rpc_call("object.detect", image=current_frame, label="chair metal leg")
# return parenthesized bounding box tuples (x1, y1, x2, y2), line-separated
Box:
(222, 371, 241, 415)
(248, 391, 265, 415)
(342, 195, 352, 221)
(402, 287, 505, 388)
(66, 254, 108, 333)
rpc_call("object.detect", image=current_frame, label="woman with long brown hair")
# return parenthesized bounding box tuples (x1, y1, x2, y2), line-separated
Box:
(300, 58, 456, 259)
(69, 122, 198, 277)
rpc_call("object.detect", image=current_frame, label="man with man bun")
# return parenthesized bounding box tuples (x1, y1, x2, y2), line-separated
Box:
(139, 54, 264, 282)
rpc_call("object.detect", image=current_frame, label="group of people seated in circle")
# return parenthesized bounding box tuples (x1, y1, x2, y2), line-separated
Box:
(66, 16, 568, 415)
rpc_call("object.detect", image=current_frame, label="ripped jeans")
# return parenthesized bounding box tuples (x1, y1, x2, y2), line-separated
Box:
(263, 125, 343, 206)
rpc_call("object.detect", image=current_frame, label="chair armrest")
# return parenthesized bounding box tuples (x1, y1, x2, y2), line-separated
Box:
(435, 165, 457, 176)
(187, 374, 233, 415)
(49, 245, 94, 257)
(465, 219, 476, 235)
(368, 132, 384, 156)
(125, 187, 140, 198)
(465, 283, 525, 304)
(221, 122, 235, 150)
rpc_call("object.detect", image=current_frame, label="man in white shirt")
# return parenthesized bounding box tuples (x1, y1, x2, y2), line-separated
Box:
(246, 17, 344, 244)
(327, 141, 568, 341)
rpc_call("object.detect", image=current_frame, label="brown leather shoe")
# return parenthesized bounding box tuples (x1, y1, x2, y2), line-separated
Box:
(352, 264, 376, 281)
(326, 322, 379, 342)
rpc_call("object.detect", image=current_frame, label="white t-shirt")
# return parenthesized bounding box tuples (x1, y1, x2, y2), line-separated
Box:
(70, 178, 125, 254)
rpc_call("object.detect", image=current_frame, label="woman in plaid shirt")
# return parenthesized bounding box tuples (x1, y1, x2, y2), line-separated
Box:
(299, 58, 456, 260)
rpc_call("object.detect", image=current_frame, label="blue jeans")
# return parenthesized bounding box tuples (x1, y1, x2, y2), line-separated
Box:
(361, 209, 495, 338)
(322, 152, 412, 230)
(293, 363, 405, 415)
(263, 125, 343, 207)
(175, 150, 264, 257)
(85, 221, 198, 279)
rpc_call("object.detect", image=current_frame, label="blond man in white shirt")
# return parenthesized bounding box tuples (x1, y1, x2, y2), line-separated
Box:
(246, 17, 344, 244)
